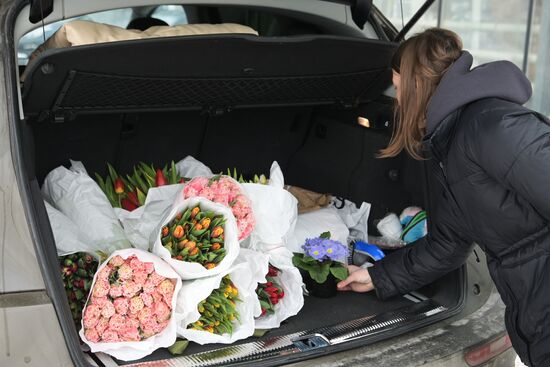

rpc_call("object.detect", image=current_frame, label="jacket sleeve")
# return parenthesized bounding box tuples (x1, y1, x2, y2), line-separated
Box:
(474, 112, 550, 222)
(369, 190, 473, 300)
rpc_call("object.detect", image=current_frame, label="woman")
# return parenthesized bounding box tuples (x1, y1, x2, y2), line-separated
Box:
(337, 28, 550, 366)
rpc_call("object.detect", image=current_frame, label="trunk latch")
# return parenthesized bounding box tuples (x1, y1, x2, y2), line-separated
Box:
(291, 333, 331, 351)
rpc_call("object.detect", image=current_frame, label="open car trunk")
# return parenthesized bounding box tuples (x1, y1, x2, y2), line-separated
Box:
(17, 34, 465, 366)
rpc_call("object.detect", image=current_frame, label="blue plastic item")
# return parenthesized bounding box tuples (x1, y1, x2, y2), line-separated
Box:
(351, 241, 385, 265)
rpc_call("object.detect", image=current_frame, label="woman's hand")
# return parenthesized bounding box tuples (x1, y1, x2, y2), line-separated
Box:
(337, 265, 374, 293)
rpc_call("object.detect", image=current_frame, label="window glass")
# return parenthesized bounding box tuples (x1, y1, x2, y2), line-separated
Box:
(18, 6, 188, 66)
(18, 8, 132, 65)
(375, 0, 439, 36)
(375, 0, 548, 116)
(151, 5, 188, 25)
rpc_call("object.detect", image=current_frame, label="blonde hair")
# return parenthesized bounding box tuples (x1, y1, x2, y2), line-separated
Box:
(379, 28, 463, 160)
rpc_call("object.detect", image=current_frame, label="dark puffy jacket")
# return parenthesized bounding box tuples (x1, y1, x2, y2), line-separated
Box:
(369, 51, 550, 366)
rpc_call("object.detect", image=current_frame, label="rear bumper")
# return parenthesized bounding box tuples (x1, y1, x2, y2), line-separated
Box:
(290, 291, 514, 367)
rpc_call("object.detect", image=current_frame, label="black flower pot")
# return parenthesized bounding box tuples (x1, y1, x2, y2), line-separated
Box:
(300, 269, 338, 298)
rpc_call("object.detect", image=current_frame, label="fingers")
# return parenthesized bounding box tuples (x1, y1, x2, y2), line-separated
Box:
(337, 277, 354, 290)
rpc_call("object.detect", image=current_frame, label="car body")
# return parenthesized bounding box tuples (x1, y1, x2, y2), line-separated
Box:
(0, 1, 517, 366)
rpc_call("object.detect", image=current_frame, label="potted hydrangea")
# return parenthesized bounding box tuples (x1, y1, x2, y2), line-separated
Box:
(292, 232, 349, 298)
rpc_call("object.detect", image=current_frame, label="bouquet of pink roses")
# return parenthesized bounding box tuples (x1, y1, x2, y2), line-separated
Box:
(183, 175, 255, 241)
(80, 249, 182, 361)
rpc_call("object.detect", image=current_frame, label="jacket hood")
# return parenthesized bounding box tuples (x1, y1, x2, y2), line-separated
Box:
(425, 51, 532, 135)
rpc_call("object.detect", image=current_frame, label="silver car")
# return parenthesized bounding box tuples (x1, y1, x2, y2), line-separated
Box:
(0, 0, 518, 366)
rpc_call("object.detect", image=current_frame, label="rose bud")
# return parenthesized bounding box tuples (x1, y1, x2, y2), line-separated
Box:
(155, 169, 168, 187)
(114, 177, 125, 194)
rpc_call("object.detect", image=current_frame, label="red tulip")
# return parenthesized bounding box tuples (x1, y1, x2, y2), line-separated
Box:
(156, 169, 168, 187)
(114, 177, 125, 194)
(126, 190, 140, 206)
(121, 198, 138, 211)
(267, 266, 278, 277)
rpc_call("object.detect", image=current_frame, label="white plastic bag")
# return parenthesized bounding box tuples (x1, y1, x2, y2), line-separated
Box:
(79, 249, 182, 361)
(240, 161, 297, 252)
(241, 182, 298, 252)
(267, 161, 285, 188)
(115, 184, 184, 250)
(331, 197, 371, 242)
(175, 155, 213, 178)
(152, 195, 240, 280)
(42, 162, 131, 254)
(176, 248, 268, 344)
(45, 200, 100, 258)
(254, 247, 304, 329)
(288, 207, 350, 253)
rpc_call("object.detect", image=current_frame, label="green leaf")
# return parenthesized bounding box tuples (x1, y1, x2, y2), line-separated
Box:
(291, 254, 305, 267)
(95, 173, 106, 192)
(171, 161, 178, 184)
(329, 265, 349, 281)
(301, 256, 319, 264)
(168, 339, 189, 355)
(139, 162, 156, 178)
(208, 175, 221, 186)
(107, 163, 119, 184)
(308, 265, 330, 284)
(121, 176, 133, 191)
(320, 231, 331, 239)
(136, 188, 147, 206)
(253, 329, 270, 337)
(292, 255, 320, 273)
